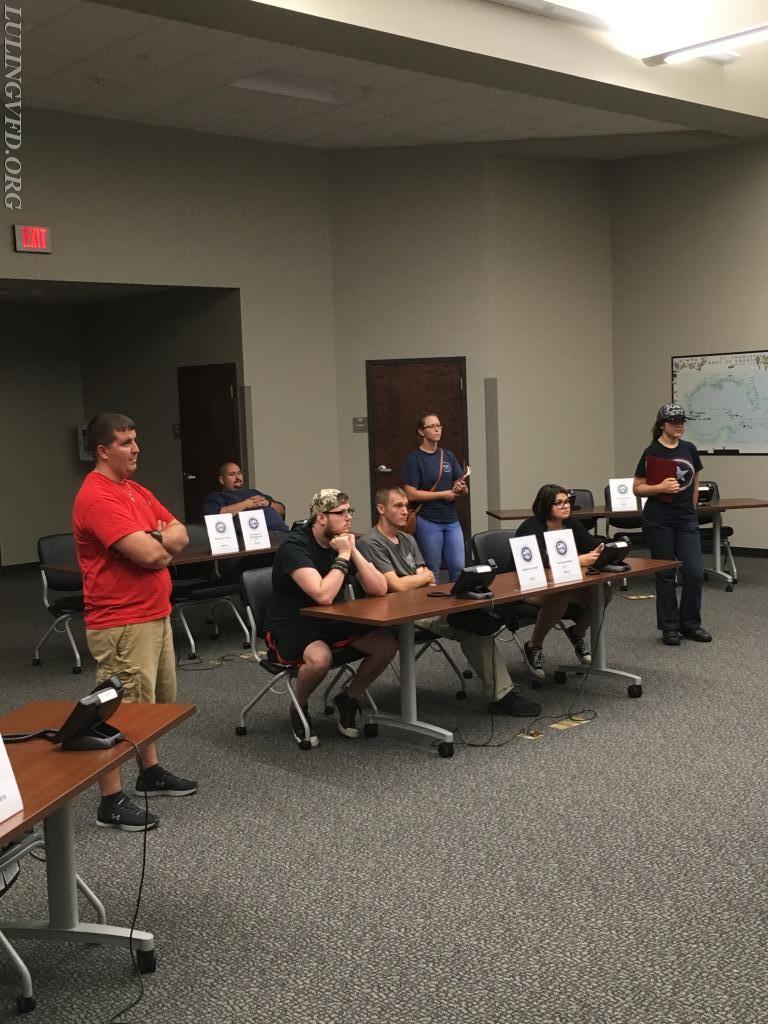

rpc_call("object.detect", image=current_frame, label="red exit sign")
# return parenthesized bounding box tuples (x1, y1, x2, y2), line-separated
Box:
(13, 225, 53, 253)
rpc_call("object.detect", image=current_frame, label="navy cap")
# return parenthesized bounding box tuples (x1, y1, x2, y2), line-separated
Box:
(657, 403, 686, 422)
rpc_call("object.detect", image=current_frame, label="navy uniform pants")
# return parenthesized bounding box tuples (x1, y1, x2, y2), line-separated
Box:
(642, 511, 703, 632)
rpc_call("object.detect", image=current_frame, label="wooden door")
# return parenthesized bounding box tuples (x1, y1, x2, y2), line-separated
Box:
(177, 364, 240, 522)
(366, 357, 470, 536)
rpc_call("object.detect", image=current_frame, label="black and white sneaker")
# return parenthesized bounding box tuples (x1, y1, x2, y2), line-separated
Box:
(97, 793, 159, 832)
(135, 766, 197, 798)
(523, 642, 545, 680)
(567, 626, 592, 665)
(333, 691, 360, 739)
(290, 703, 319, 748)
(489, 690, 542, 717)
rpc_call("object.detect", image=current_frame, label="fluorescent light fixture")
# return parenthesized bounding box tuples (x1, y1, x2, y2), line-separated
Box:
(230, 71, 367, 106)
(643, 23, 768, 66)
(486, 0, 609, 31)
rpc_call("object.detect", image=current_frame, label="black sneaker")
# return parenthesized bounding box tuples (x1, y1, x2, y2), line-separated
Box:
(566, 626, 591, 665)
(135, 766, 198, 798)
(681, 626, 712, 643)
(290, 703, 319, 748)
(333, 691, 360, 739)
(97, 793, 159, 832)
(489, 690, 542, 717)
(662, 630, 681, 646)
(523, 642, 545, 680)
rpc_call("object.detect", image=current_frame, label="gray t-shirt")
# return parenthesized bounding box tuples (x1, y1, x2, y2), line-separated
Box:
(358, 528, 425, 578)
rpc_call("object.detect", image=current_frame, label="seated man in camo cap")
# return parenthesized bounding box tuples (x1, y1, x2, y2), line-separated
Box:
(264, 489, 397, 747)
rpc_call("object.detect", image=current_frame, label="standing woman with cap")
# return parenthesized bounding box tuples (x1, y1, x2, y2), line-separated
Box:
(633, 404, 711, 646)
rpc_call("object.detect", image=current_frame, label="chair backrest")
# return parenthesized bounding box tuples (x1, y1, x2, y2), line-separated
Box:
(290, 519, 309, 531)
(603, 486, 643, 530)
(185, 522, 210, 547)
(696, 480, 721, 526)
(37, 534, 82, 593)
(241, 567, 273, 637)
(472, 529, 517, 573)
(568, 488, 597, 531)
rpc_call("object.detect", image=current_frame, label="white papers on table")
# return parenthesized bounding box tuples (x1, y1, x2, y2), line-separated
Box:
(543, 529, 583, 584)
(204, 513, 240, 554)
(0, 736, 23, 824)
(238, 509, 271, 551)
(509, 535, 547, 592)
(608, 477, 638, 512)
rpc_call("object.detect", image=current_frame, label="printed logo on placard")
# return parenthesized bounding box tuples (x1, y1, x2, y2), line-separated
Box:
(248, 517, 259, 529)
(215, 521, 226, 534)
(555, 539, 568, 556)
(521, 546, 533, 563)
(618, 483, 628, 495)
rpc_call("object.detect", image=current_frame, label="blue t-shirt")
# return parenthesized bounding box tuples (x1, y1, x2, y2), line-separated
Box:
(202, 488, 289, 532)
(635, 438, 703, 517)
(401, 447, 463, 524)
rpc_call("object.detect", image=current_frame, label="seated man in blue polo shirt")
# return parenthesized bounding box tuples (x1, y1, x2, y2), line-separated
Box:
(203, 461, 289, 532)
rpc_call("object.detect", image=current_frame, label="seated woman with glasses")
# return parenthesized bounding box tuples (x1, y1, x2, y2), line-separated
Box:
(514, 484, 606, 681)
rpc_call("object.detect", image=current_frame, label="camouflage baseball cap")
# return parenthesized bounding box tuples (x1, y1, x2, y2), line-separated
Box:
(309, 488, 349, 517)
(657, 403, 686, 422)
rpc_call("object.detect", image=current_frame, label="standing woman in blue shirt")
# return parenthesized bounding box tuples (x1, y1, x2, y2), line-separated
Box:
(633, 403, 711, 646)
(401, 412, 467, 582)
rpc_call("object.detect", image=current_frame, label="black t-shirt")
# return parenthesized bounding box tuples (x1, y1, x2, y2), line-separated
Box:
(400, 447, 463, 523)
(265, 526, 357, 632)
(516, 515, 599, 568)
(635, 438, 703, 516)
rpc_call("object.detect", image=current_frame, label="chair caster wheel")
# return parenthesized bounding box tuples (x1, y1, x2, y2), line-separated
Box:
(32, 658, 41, 667)
(455, 690, 467, 700)
(187, 653, 196, 660)
(553, 670, 567, 685)
(235, 725, 247, 736)
(703, 571, 709, 581)
(298, 739, 313, 751)
(627, 684, 642, 699)
(242, 641, 250, 649)
(205, 617, 214, 625)
(136, 948, 157, 974)
(363, 723, 378, 738)
(726, 585, 733, 592)
(209, 634, 219, 642)
(530, 679, 542, 690)
(16, 995, 35, 1013)
(324, 705, 333, 715)
(462, 669, 473, 679)
(437, 742, 454, 759)
(72, 666, 82, 674)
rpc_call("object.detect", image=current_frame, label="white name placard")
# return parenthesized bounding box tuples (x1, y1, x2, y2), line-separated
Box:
(204, 513, 240, 555)
(509, 535, 547, 592)
(0, 736, 23, 825)
(238, 509, 271, 551)
(608, 477, 638, 512)
(641, 496, 648, 509)
(543, 528, 583, 585)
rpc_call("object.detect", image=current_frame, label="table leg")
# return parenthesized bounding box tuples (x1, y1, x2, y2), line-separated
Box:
(365, 622, 454, 753)
(557, 582, 642, 697)
(0, 804, 154, 952)
(706, 511, 733, 586)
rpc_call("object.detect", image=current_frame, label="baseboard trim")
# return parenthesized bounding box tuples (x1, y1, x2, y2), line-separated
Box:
(0, 562, 37, 574)
(731, 547, 768, 558)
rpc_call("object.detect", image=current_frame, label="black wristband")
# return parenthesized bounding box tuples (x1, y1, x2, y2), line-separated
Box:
(331, 557, 350, 574)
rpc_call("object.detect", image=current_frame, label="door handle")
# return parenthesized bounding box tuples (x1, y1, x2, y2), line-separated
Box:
(183, 473, 197, 481)
(376, 465, 392, 473)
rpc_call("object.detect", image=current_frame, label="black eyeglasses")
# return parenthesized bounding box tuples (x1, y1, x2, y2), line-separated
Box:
(423, 423, 442, 429)
(326, 508, 355, 517)
(552, 499, 571, 508)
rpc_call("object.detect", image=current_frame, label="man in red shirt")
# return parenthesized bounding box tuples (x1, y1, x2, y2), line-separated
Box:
(74, 412, 197, 831)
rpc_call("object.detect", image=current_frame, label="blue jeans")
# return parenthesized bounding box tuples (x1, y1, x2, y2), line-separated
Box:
(642, 513, 703, 632)
(415, 517, 466, 582)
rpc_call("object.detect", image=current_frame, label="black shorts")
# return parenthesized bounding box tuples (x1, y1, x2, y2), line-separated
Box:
(266, 621, 372, 666)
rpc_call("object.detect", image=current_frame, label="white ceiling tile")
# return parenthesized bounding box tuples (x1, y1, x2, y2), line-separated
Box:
(40, 1, 163, 39)
(25, 69, 106, 107)
(132, 20, 242, 55)
(22, 45, 81, 84)
(23, 0, 82, 29)
(278, 50, 378, 81)
(146, 87, 269, 128)
(25, 22, 116, 58)
(339, 63, 428, 91)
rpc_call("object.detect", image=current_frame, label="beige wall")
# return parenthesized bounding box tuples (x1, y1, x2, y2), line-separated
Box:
(611, 140, 768, 548)
(0, 307, 86, 564)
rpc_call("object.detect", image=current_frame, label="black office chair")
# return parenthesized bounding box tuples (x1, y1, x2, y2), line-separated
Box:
(237, 568, 373, 747)
(171, 524, 250, 659)
(471, 530, 539, 657)
(33, 534, 84, 674)
(697, 480, 737, 588)
(568, 488, 598, 533)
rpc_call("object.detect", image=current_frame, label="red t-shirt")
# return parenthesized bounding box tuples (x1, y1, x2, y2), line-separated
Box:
(73, 471, 174, 630)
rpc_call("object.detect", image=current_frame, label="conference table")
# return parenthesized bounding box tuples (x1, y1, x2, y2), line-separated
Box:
(0, 700, 196, 1012)
(302, 556, 679, 759)
(486, 499, 768, 588)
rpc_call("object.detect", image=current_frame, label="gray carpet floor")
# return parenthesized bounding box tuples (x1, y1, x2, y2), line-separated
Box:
(0, 562, 766, 1024)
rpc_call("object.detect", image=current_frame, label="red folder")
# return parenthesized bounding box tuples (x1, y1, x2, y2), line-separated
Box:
(644, 454, 676, 503)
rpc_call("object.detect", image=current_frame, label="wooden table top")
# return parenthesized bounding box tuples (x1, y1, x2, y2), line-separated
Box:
(301, 557, 679, 628)
(486, 498, 768, 522)
(0, 701, 196, 844)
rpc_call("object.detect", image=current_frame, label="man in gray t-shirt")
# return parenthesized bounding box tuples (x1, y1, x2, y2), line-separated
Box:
(357, 487, 541, 717)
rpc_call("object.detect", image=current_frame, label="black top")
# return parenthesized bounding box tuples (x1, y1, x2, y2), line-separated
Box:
(400, 448, 463, 523)
(265, 526, 357, 633)
(516, 515, 598, 569)
(635, 438, 703, 516)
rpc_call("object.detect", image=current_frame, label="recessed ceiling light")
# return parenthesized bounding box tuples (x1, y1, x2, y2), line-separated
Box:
(230, 71, 368, 106)
(485, 0, 609, 31)
(644, 23, 768, 66)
